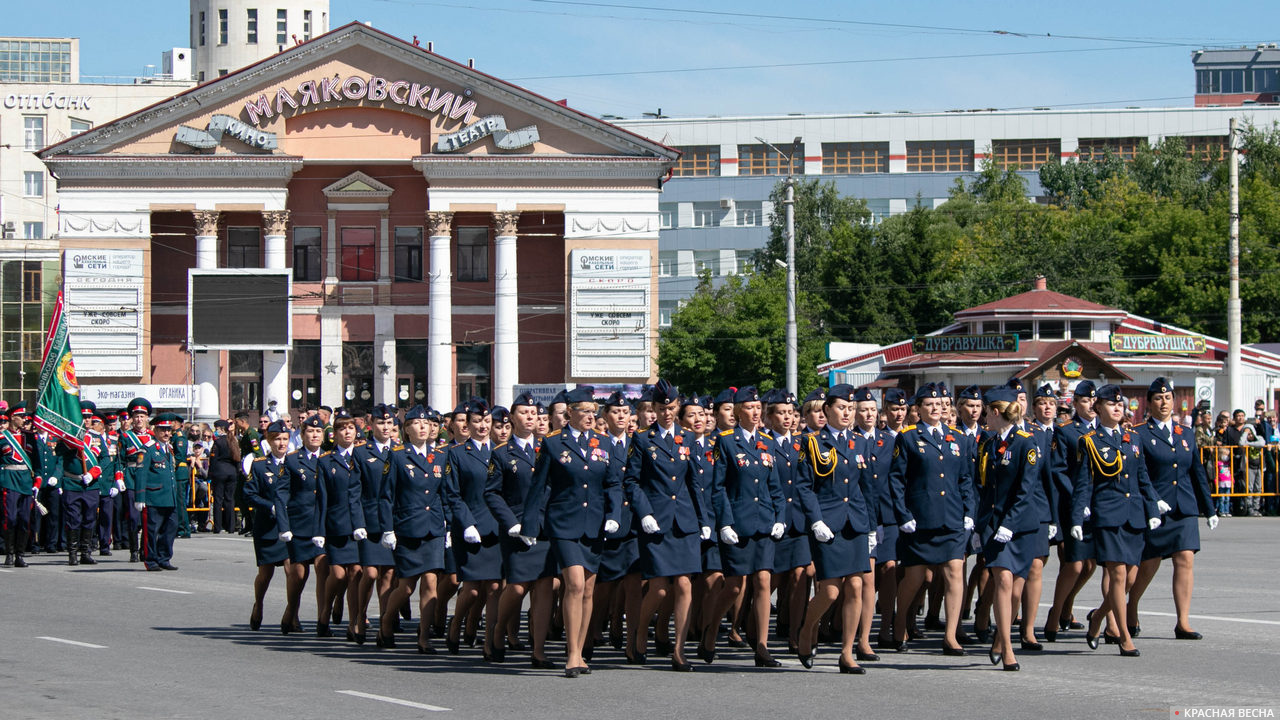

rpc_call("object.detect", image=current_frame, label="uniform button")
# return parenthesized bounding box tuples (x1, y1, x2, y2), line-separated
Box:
(1173, 463, 1178, 468)
(843, 497, 849, 502)
(754, 479, 759, 483)
(1124, 493, 1130, 498)
(671, 495, 677, 500)
(425, 505, 430, 510)
(583, 502, 589, 507)
(844, 479, 849, 484)
(939, 456, 944, 461)
(1123, 474, 1129, 479)
(753, 497, 758, 501)
(624, 501, 630, 506)
(786, 498, 793, 502)
(583, 484, 588, 489)
(940, 490, 945, 496)
(1172, 480, 1178, 485)
(425, 490, 430, 494)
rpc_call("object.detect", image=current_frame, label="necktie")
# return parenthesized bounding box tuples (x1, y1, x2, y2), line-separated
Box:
(931, 427, 942, 443)
(578, 433, 588, 451)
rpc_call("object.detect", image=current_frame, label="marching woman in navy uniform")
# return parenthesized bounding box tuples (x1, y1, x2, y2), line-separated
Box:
(590, 392, 641, 661)
(1070, 384, 1164, 657)
(704, 385, 785, 668)
(444, 399, 504, 658)
(850, 386, 892, 656)
(521, 386, 624, 678)
(888, 383, 975, 655)
(624, 380, 709, 671)
(1015, 384, 1060, 651)
(975, 386, 1041, 671)
(351, 405, 399, 644)
(1126, 377, 1219, 640)
(314, 410, 367, 641)
(246, 421, 295, 632)
(137, 413, 182, 572)
(1043, 380, 1098, 641)
(377, 405, 451, 653)
(277, 418, 326, 635)
(793, 384, 876, 674)
(489, 392, 560, 667)
(763, 389, 812, 654)
(682, 395, 724, 650)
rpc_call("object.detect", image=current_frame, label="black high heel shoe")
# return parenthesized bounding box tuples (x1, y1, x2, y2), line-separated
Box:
(1002, 660, 1021, 671)
(1128, 624, 1141, 638)
(1020, 639, 1043, 652)
(280, 620, 292, 636)
(670, 657, 693, 672)
(1043, 625, 1057, 643)
(654, 638, 674, 657)
(316, 623, 332, 638)
(1174, 627, 1203, 640)
(797, 645, 815, 669)
(988, 648, 1000, 666)
(1119, 646, 1140, 657)
(446, 636, 460, 655)
(353, 628, 366, 645)
(1086, 633, 1100, 650)
(838, 659, 866, 675)
(346, 627, 356, 642)
(855, 648, 880, 662)
(418, 643, 437, 655)
(530, 656, 557, 669)
(249, 604, 262, 631)
(973, 625, 991, 643)
(754, 651, 782, 668)
(625, 648, 647, 665)
(463, 632, 477, 648)
(375, 630, 396, 649)
(942, 645, 966, 657)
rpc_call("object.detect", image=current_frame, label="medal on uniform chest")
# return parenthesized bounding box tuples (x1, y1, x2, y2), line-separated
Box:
(761, 451, 773, 467)
(559, 451, 571, 465)
(736, 453, 748, 468)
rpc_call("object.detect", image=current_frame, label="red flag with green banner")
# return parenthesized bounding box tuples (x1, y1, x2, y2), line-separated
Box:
(32, 290, 87, 450)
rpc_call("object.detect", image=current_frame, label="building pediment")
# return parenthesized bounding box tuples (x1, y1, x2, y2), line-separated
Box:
(322, 171, 394, 199)
(39, 22, 678, 166)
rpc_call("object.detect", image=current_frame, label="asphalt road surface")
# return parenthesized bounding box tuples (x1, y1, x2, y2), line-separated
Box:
(2, 520, 1278, 719)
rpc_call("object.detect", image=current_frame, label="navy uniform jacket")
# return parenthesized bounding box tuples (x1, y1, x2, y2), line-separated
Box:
(446, 439, 499, 538)
(625, 423, 706, 535)
(1134, 419, 1215, 519)
(888, 424, 976, 530)
(278, 449, 322, 538)
(138, 442, 178, 509)
(245, 455, 289, 539)
(317, 447, 365, 537)
(485, 436, 540, 533)
(1052, 416, 1093, 528)
(796, 426, 876, 533)
(386, 445, 451, 539)
(770, 431, 806, 532)
(711, 427, 785, 536)
(859, 426, 897, 526)
(975, 429, 1041, 535)
(606, 434, 636, 537)
(688, 435, 717, 533)
(1071, 428, 1161, 530)
(1024, 421, 1058, 525)
(521, 428, 623, 541)
(353, 441, 396, 535)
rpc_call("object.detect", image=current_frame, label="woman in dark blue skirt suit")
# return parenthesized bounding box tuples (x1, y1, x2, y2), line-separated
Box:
(975, 386, 1041, 671)
(244, 423, 290, 633)
(794, 384, 876, 675)
(888, 383, 976, 655)
(377, 405, 451, 653)
(278, 418, 327, 636)
(1126, 378, 1220, 640)
(315, 411, 367, 642)
(1070, 384, 1163, 657)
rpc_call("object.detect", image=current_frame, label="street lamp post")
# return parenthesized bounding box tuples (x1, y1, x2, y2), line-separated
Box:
(757, 136, 802, 397)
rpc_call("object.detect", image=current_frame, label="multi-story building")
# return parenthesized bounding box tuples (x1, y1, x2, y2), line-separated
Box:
(616, 104, 1280, 325)
(1193, 45, 1280, 107)
(190, 0, 330, 83)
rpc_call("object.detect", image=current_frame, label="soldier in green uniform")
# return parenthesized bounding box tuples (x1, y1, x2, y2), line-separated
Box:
(119, 399, 155, 563)
(137, 413, 182, 571)
(86, 410, 124, 557)
(173, 422, 193, 539)
(1, 406, 39, 567)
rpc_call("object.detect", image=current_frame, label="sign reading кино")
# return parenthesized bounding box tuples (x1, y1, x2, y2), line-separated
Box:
(241, 75, 479, 125)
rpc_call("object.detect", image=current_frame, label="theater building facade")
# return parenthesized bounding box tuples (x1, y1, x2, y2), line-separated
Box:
(39, 23, 676, 420)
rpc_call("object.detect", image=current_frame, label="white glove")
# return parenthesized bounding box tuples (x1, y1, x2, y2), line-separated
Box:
(1207, 515, 1219, 530)
(518, 534, 537, 547)
(445, 532, 452, 548)
(1069, 525, 1084, 541)
(353, 528, 367, 541)
(604, 519, 620, 534)
(770, 522, 786, 540)
(81, 473, 94, 484)
(1148, 517, 1162, 531)
(463, 525, 482, 544)
(719, 526, 740, 545)
(640, 515, 659, 534)
(109, 487, 119, 498)
(994, 526, 1013, 543)
(312, 536, 326, 548)
(508, 523, 523, 538)
(1083, 506, 1092, 520)
(134, 501, 145, 511)
(811, 520, 834, 543)
(48, 477, 57, 487)
(380, 531, 397, 550)
(1157, 499, 1172, 514)
(700, 526, 712, 541)
(279, 531, 294, 543)
(1048, 524, 1058, 540)
(116, 479, 126, 492)
(963, 516, 975, 531)
(868, 533, 878, 552)
(899, 519, 917, 534)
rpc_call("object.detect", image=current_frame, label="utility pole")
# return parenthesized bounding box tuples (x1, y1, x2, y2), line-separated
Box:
(1228, 116, 1243, 413)
(757, 136, 802, 398)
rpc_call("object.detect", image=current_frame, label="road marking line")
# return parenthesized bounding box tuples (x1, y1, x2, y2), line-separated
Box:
(0, 568, 13, 573)
(200, 536, 253, 542)
(336, 690, 450, 712)
(137, 586, 193, 595)
(1037, 603, 1280, 627)
(37, 636, 107, 649)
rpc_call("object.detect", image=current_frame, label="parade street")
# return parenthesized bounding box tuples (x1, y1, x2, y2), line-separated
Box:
(1, 520, 1276, 720)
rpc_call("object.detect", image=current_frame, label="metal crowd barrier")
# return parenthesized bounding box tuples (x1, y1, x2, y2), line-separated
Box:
(1197, 444, 1279, 498)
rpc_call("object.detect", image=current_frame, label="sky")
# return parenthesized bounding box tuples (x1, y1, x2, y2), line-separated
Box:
(7, 1, 1280, 119)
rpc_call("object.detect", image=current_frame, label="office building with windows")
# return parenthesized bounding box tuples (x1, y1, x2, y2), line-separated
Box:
(190, 0, 330, 83)
(1193, 44, 1280, 106)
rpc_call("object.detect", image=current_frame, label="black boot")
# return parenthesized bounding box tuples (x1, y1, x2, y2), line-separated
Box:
(129, 529, 140, 563)
(79, 529, 97, 565)
(3, 528, 13, 567)
(67, 529, 80, 566)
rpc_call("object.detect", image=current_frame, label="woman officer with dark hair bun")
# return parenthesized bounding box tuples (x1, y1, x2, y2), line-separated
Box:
(244, 420, 294, 633)
(975, 386, 1041, 671)
(1069, 384, 1164, 657)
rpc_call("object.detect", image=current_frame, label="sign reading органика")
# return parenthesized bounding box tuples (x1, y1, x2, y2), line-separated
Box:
(240, 75, 479, 126)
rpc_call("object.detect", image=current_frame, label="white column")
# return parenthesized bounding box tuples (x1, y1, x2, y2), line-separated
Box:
(193, 210, 221, 422)
(261, 210, 290, 411)
(378, 210, 391, 281)
(320, 309, 343, 409)
(427, 211, 454, 411)
(263, 209, 289, 269)
(493, 211, 520, 408)
(325, 210, 338, 280)
(374, 309, 396, 407)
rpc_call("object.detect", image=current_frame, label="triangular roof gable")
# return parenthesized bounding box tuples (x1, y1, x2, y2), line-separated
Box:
(323, 171, 394, 198)
(40, 22, 678, 161)
(1017, 340, 1133, 382)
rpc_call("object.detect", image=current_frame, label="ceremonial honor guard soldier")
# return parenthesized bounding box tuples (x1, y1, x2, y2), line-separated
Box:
(314, 409, 367, 641)
(54, 401, 109, 566)
(1, 406, 38, 567)
(794, 384, 877, 674)
(1126, 377, 1219, 641)
(1070, 384, 1165, 657)
(489, 392, 560, 667)
(520, 386, 624, 678)
(278, 418, 326, 635)
(705, 385, 785, 668)
(118, 398, 153, 563)
(1043, 380, 1097, 640)
(137, 413, 183, 571)
(378, 405, 451, 653)
(86, 410, 124, 557)
(888, 383, 975, 655)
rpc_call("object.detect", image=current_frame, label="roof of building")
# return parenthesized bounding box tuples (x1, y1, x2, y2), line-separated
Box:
(953, 288, 1121, 318)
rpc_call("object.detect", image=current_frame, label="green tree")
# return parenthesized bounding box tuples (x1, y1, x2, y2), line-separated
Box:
(753, 179, 872, 282)
(656, 270, 829, 393)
